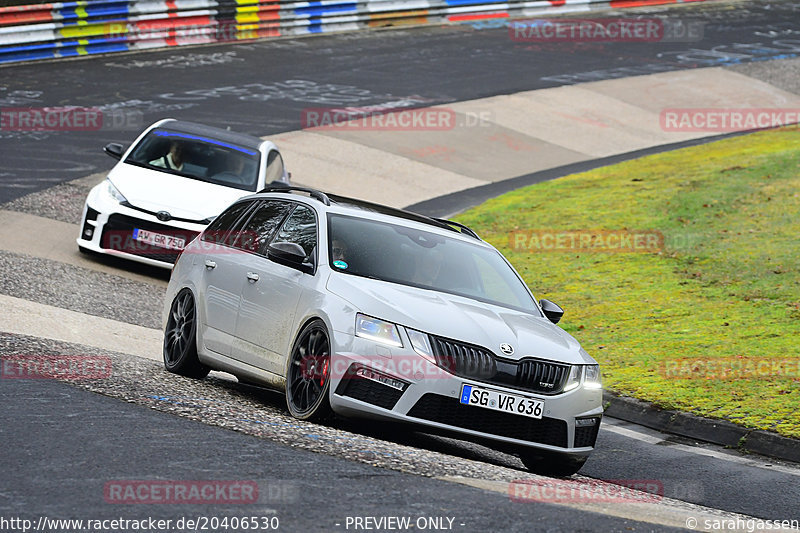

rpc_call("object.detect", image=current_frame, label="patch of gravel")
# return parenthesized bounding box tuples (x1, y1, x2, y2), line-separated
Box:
(0, 250, 165, 329)
(0, 332, 530, 482)
(726, 57, 800, 96)
(1, 175, 100, 225)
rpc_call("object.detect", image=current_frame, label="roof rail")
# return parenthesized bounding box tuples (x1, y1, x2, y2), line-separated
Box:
(259, 183, 330, 206)
(433, 218, 480, 240)
(324, 193, 482, 240)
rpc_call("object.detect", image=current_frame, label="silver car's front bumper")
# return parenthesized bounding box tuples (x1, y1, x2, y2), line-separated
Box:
(328, 332, 603, 457)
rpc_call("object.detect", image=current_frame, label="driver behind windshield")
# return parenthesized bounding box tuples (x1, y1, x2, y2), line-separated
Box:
(150, 140, 184, 171)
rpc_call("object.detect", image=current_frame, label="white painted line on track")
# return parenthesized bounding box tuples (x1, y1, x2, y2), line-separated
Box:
(439, 475, 774, 532)
(0, 293, 162, 361)
(601, 419, 664, 445)
(0, 209, 168, 287)
(663, 441, 800, 478)
(602, 419, 800, 477)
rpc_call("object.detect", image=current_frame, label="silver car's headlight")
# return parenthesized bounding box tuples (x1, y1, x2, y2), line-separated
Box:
(584, 364, 602, 389)
(564, 365, 582, 392)
(104, 179, 127, 203)
(355, 314, 403, 348)
(406, 328, 436, 365)
(564, 364, 602, 391)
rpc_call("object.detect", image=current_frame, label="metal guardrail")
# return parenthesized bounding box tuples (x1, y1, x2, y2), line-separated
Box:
(0, 0, 702, 65)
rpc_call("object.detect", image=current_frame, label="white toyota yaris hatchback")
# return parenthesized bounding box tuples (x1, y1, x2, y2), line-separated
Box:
(77, 119, 289, 268)
(163, 185, 603, 476)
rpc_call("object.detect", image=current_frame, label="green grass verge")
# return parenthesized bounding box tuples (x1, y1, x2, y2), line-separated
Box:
(455, 128, 800, 439)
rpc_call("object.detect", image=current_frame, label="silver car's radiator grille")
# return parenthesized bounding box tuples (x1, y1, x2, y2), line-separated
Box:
(430, 337, 496, 380)
(516, 360, 570, 394)
(430, 335, 570, 395)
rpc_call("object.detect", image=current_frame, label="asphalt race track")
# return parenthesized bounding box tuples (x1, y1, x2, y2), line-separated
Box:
(2, 0, 800, 204)
(1, 0, 800, 531)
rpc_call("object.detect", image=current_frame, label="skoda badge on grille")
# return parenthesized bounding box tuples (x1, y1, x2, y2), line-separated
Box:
(499, 343, 514, 355)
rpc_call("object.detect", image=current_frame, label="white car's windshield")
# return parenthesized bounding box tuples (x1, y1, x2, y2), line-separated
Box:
(328, 214, 540, 314)
(126, 128, 261, 191)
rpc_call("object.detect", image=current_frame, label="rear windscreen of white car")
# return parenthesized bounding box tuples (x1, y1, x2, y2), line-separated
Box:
(125, 129, 261, 191)
(327, 214, 540, 314)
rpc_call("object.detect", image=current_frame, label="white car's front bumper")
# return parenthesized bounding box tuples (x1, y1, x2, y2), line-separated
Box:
(77, 184, 206, 269)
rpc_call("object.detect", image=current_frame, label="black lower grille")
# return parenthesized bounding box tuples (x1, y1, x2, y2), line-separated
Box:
(430, 335, 570, 395)
(407, 394, 568, 447)
(574, 419, 601, 448)
(101, 214, 199, 263)
(335, 376, 404, 410)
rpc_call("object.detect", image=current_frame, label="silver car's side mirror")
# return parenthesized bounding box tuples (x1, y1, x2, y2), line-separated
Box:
(539, 299, 564, 324)
(267, 242, 313, 275)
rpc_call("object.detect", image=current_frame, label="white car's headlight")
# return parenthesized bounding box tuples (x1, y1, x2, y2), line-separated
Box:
(584, 364, 602, 389)
(355, 314, 403, 348)
(406, 328, 436, 365)
(104, 179, 127, 203)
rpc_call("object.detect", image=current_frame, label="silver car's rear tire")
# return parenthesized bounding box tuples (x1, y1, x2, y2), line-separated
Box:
(286, 319, 332, 421)
(519, 449, 587, 477)
(163, 288, 210, 379)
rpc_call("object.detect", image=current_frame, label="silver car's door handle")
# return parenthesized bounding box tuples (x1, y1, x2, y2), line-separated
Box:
(246, 272, 259, 282)
(204, 260, 217, 270)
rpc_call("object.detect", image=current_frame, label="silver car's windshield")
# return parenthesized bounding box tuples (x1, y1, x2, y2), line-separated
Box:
(125, 128, 261, 192)
(328, 214, 540, 314)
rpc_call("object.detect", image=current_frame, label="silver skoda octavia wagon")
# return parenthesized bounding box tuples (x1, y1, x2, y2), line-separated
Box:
(163, 185, 602, 476)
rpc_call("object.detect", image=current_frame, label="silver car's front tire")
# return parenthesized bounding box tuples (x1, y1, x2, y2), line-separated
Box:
(286, 319, 332, 421)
